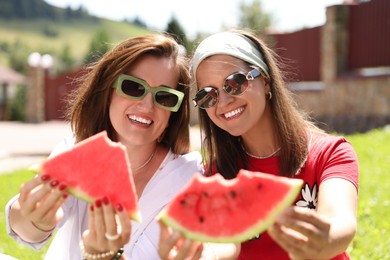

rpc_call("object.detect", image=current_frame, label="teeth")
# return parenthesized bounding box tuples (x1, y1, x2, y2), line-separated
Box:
(128, 115, 152, 125)
(224, 107, 244, 119)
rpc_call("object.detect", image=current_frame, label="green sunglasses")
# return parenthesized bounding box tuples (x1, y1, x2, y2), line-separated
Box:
(112, 74, 184, 112)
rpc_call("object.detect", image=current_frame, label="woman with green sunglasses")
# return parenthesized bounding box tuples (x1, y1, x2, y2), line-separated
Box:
(6, 34, 203, 259)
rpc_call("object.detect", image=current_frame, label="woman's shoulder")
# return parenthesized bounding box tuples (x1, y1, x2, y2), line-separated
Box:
(49, 134, 76, 158)
(173, 151, 202, 170)
(166, 150, 203, 176)
(310, 131, 351, 150)
(308, 130, 358, 162)
(178, 151, 202, 162)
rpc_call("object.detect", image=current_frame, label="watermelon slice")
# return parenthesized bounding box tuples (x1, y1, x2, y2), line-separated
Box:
(158, 169, 303, 243)
(33, 131, 141, 222)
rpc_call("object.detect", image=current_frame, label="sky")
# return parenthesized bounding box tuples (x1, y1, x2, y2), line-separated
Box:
(44, 0, 344, 39)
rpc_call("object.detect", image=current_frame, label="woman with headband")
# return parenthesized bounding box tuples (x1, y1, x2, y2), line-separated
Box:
(159, 30, 359, 260)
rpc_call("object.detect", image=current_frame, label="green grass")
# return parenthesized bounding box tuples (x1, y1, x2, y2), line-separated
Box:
(0, 128, 389, 259)
(0, 169, 50, 259)
(346, 128, 390, 259)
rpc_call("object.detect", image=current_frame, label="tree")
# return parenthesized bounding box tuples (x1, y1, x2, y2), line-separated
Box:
(59, 44, 75, 71)
(84, 29, 111, 64)
(132, 16, 147, 28)
(166, 16, 189, 53)
(238, 0, 272, 34)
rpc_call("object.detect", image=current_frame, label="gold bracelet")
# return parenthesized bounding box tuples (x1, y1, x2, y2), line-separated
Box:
(205, 243, 219, 260)
(79, 240, 115, 260)
(31, 221, 55, 233)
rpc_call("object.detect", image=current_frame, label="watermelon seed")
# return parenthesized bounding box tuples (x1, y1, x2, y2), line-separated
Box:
(199, 216, 204, 223)
(202, 191, 209, 197)
(180, 199, 186, 206)
(230, 190, 237, 198)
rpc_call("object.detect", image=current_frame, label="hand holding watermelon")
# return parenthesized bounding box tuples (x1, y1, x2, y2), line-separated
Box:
(268, 206, 332, 259)
(158, 220, 241, 260)
(37, 131, 141, 222)
(158, 220, 204, 260)
(11, 131, 141, 247)
(10, 174, 68, 243)
(81, 197, 131, 257)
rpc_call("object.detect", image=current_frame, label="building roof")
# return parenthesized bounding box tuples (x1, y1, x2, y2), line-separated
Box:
(0, 65, 25, 85)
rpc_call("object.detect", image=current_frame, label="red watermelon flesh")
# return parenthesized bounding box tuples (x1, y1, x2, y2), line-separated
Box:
(158, 169, 303, 243)
(37, 131, 141, 222)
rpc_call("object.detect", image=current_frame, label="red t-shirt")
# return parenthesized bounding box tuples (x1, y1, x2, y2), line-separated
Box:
(238, 132, 359, 260)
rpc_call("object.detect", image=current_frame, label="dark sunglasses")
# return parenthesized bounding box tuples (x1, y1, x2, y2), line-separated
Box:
(192, 68, 262, 109)
(112, 74, 184, 112)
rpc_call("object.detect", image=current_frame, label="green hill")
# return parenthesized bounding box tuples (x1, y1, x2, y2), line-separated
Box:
(0, 17, 155, 70)
(0, 0, 153, 59)
(2, 18, 153, 55)
(0, 0, 194, 74)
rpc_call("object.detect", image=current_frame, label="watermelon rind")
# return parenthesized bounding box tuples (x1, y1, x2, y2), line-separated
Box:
(158, 171, 303, 243)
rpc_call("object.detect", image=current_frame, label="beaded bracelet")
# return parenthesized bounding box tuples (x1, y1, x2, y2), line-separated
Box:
(79, 240, 115, 259)
(111, 248, 124, 260)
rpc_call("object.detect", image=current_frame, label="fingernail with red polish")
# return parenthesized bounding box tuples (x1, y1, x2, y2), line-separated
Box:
(41, 175, 50, 181)
(50, 180, 59, 187)
(59, 184, 67, 191)
(95, 200, 102, 208)
(90, 205, 94, 211)
(102, 197, 109, 205)
(62, 193, 68, 199)
(116, 203, 123, 212)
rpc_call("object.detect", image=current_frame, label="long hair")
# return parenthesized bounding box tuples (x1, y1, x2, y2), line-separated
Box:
(195, 30, 322, 178)
(66, 34, 191, 154)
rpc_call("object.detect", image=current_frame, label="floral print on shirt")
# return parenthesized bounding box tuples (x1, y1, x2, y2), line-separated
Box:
(295, 183, 318, 210)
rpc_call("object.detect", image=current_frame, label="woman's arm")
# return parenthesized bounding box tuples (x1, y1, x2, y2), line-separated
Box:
(315, 178, 357, 256)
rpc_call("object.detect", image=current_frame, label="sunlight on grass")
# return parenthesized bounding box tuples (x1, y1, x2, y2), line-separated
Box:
(346, 128, 390, 259)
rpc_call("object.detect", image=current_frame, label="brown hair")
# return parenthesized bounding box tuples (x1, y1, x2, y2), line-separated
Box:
(67, 34, 191, 154)
(194, 30, 322, 178)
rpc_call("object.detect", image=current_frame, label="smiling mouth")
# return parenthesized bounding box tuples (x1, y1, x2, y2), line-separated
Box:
(128, 115, 152, 125)
(224, 107, 245, 119)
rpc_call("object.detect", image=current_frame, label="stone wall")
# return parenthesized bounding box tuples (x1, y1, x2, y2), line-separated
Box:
(292, 75, 390, 133)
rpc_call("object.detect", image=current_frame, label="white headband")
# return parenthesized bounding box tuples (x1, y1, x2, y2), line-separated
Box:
(191, 32, 270, 79)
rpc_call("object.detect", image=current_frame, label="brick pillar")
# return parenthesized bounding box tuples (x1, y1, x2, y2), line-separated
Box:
(322, 4, 350, 83)
(26, 53, 53, 123)
(26, 65, 45, 123)
(321, 4, 351, 122)
(26, 52, 45, 123)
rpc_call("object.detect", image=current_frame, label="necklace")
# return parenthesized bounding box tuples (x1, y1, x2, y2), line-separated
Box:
(241, 144, 281, 159)
(131, 147, 157, 172)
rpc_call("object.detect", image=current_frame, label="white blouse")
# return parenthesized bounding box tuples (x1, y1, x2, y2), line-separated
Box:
(5, 136, 203, 260)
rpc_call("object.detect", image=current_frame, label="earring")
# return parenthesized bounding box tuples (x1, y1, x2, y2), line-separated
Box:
(266, 91, 272, 100)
